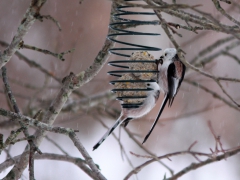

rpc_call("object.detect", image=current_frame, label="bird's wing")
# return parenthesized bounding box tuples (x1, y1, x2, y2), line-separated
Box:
(174, 55, 186, 93)
(167, 59, 185, 107)
(167, 63, 178, 106)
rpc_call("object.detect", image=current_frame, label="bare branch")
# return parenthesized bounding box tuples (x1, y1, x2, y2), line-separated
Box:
(3, 3, 116, 178)
(45, 136, 69, 155)
(219, 0, 231, 4)
(125, 122, 240, 180)
(0, 108, 79, 134)
(0, 40, 61, 83)
(113, 0, 201, 10)
(1, 66, 42, 157)
(21, 44, 74, 61)
(184, 79, 239, 111)
(37, 15, 62, 31)
(69, 132, 106, 180)
(195, 40, 240, 67)
(125, 148, 210, 180)
(124, 128, 174, 175)
(0, 153, 99, 180)
(0, 0, 47, 68)
(212, 0, 240, 26)
(223, 51, 240, 64)
(166, 148, 240, 180)
(190, 36, 235, 64)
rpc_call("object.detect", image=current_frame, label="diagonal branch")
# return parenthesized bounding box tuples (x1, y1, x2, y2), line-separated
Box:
(0, 107, 105, 179)
(124, 128, 174, 175)
(190, 36, 235, 64)
(166, 148, 240, 180)
(0, 40, 61, 83)
(212, 0, 240, 27)
(3, 3, 116, 179)
(184, 79, 239, 111)
(1, 66, 42, 180)
(0, 153, 99, 180)
(21, 43, 74, 61)
(37, 15, 62, 31)
(0, 0, 47, 68)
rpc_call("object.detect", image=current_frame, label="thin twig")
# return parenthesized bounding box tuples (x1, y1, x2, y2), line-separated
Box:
(212, 0, 239, 27)
(125, 149, 210, 180)
(223, 51, 240, 64)
(190, 36, 235, 64)
(37, 15, 62, 31)
(22, 44, 74, 61)
(69, 132, 106, 180)
(0, 108, 79, 134)
(219, 0, 231, 4)
(0, 0, 47, 68)
(195, 40, 240, 67)
(5, 3, 116, 178)
(0, 40, 61, 83)
(113, 0, 201, 10)
(45, 136, 69, 156)
(1, 66, 42, 157)
(29, 144, 35, 180)
(184, 79, 239, 111)
(124, 128, 174, 175)
(125, 123, 240, 180)
(0, 153, 99, 180)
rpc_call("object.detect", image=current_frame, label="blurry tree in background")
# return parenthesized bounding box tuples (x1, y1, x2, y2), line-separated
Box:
(0, 0, 240, 180)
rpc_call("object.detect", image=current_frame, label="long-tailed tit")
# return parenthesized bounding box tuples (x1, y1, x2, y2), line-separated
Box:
(142, 48, 186, 144)
(93, 82, 160, 150)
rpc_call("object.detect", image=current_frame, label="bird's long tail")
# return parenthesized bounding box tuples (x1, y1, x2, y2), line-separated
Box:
(93, 114, 127, 150)
(142, 94, 169, 144)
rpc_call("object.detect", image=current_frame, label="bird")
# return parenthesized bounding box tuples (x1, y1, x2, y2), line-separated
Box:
(93, 81, 160, 150)
(142, 48, 186, 144)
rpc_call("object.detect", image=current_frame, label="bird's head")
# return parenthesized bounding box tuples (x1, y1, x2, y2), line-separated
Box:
(146, 81, 160, 91)
(156, 48, 177, 70)
(162, 48, 177, 62)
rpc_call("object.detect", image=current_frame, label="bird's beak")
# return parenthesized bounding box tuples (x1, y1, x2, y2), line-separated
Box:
(159, 56, 164, 64)
(155, 59, 160, 66)
(156, 56, 163, 65)
(175, 54, 179, 59)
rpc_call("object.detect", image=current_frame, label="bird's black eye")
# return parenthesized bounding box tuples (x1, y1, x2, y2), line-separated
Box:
(147, 83, 150, 86)
(165, 53, 167, 56)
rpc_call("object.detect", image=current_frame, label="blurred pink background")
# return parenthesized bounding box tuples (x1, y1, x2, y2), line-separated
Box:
(0, 0, 240, 179)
